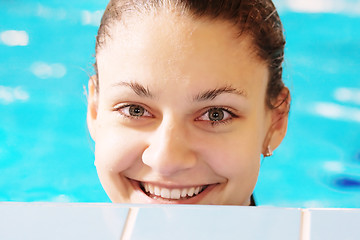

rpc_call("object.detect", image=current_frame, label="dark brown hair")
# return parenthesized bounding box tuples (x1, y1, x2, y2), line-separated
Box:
(94, 0, 287, 109)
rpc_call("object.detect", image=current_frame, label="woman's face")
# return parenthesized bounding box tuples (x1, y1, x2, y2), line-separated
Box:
(88, 12, 281, 205)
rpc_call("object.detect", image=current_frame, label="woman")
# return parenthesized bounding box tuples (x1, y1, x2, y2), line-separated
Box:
(87, 0, 290, 206)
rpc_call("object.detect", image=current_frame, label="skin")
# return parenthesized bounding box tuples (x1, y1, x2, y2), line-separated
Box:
(87, 11, 289, 205)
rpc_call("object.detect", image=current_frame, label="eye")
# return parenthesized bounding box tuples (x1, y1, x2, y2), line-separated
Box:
(115, 104, 152, 118)
(207, 108, 226, 121)
(128, 105, 145, 117)
(196, 107, 237, 124)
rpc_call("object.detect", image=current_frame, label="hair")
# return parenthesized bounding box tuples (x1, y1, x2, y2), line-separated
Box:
(94, 0, 287, 109)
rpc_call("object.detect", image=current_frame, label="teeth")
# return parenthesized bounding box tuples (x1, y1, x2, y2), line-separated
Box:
(160, 188, 170, 199)
(148, 184, 154, 194)
(170, 189, 181, 199)
(141, 183, 206, 200)
(181, 189, 187, 198)
(194, 186, 200, 195)
(187, 187, 195, 197)
(154, 186, 161, 196)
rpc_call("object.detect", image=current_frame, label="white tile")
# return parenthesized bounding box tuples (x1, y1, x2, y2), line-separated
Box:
(307, 208, 360, 240)
(0, 203, 129, 240)
(130, 205, 301, 240)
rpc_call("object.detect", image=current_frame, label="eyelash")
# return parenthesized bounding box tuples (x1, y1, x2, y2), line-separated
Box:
(114, 104, 238, 126)
(114, 104, 152, 119)
(197, 107, 238, 127)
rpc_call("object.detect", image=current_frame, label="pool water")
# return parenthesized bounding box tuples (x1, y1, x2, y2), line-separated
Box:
(1, 0, 360, 207)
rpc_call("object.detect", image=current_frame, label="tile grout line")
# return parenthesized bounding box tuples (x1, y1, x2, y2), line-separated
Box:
(300, 209, 311, 240)
(120, 207, 139, 240)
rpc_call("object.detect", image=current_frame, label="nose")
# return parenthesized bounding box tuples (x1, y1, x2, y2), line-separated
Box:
(142, 117, 197, 176)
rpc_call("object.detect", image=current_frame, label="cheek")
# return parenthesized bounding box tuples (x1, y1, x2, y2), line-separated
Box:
(94, 126, 147, 172)
(196, 126, 262, 178)
(208, 141, 260, 178)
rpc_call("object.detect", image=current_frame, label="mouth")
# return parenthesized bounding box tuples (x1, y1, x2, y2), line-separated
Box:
(139, 182, 209, 201)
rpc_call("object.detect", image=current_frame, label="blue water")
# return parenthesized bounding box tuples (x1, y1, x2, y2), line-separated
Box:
(1, 1, 360, 207)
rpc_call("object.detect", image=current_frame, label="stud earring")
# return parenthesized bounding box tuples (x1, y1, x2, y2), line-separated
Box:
(264, 145, 273, 157)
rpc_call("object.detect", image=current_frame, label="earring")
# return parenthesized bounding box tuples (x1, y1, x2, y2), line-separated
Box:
(264, 145, 273, 157)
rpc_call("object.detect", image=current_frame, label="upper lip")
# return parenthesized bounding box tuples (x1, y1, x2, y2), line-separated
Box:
(129, 178, 213, 189)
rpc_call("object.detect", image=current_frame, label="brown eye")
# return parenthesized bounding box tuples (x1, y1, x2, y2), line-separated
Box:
(196, 107, 236, 126)
(116, 104, 152, 119)
(129, 105, 145, 117)
(208, 108, 225, 121)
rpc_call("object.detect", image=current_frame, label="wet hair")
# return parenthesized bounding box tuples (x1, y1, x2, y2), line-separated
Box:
(94, 0, 287, 109)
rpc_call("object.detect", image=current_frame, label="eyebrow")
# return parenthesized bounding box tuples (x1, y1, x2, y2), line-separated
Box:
(110, 81, 247, 101)
(193, 86, 248, 101)
(111, 81, 153, 98)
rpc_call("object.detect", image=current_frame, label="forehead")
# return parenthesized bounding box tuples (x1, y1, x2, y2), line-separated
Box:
(96, 11, 268, 96)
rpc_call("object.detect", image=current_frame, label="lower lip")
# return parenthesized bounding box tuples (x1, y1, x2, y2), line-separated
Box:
(129, 179, 218, 204)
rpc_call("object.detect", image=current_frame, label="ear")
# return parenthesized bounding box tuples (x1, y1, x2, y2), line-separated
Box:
(262, 87, 290, 156)
(87, 75, 98, 141)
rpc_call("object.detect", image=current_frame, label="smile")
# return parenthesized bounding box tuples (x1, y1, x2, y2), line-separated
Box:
(139, 182, 208, 200)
